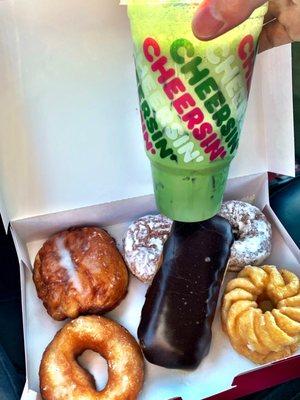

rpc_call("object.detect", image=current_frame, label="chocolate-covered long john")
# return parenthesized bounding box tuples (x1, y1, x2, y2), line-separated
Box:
(138, 216, 234, 370)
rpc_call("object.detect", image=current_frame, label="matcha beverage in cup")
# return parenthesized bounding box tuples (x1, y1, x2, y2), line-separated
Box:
(126, 0, 268, 222)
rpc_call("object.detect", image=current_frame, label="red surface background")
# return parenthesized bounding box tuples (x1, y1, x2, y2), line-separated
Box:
(169, 354, 300, 400)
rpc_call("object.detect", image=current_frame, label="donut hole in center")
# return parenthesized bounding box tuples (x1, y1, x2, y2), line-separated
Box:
(77, 350, 108, 391)
(257, 292, 276, 313)
(232, 227, 240, 241)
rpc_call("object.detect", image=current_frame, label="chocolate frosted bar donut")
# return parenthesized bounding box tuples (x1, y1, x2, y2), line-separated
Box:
(138, 216, 234, 370)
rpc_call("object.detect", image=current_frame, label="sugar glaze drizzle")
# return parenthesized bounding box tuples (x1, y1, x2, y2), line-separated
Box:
(56, 237, 82, 292)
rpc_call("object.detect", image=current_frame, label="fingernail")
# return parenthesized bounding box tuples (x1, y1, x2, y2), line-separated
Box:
(192, 1, 225, 40)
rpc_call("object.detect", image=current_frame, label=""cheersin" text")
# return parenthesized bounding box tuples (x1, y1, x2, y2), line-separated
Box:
(143, 37, 243, 160)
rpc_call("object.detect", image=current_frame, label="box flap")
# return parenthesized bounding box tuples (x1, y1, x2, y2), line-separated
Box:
(264, 45, 295, 176)
(230, 44, 295, 178)
(0, 191, 9, 231)
(0, 0, 295, 226)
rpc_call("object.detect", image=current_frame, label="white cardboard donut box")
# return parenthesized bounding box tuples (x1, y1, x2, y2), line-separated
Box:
(0, 1, 299, 399)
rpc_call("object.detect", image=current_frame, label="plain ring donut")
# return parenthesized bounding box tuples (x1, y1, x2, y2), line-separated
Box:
(40, 316, 144, 400)
(219, 201, 272, 272)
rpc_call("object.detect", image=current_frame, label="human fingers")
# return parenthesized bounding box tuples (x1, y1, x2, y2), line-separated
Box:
(192, 0, 267, 40)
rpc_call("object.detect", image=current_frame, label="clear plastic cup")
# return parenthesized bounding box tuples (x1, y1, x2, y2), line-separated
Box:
(127, 0, 268, 221)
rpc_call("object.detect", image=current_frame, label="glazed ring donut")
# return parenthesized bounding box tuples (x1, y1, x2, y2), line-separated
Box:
(40, 316, 144, 400)
(222, 265, 300, 364)
(33, 227, 128, 321)
(219, 201, 272, 272)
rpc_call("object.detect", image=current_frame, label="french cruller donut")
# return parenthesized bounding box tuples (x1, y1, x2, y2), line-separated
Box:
(222, 266, 300, 364)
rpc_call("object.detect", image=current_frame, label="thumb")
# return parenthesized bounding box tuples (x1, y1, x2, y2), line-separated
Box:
(192, 0, 267, 41)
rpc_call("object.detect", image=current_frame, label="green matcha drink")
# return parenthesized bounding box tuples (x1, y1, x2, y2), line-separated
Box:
(127, 0, 267, 222)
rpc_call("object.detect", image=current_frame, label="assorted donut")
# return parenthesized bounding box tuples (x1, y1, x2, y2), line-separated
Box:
(222, 265, 300, 363)
(33, 227, 128, 320)
(40, 316, 144, 400)
(31, 200, 299, 399)
(219, 201, 272, 272)
(123, 214, 172, 283)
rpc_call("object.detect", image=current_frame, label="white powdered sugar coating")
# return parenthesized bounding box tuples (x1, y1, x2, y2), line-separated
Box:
(123, 215, 173, 283)
(219, 201, 272, 272)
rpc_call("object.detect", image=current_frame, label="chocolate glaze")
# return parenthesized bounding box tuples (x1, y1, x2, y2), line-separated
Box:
(138, 216, 234, 370)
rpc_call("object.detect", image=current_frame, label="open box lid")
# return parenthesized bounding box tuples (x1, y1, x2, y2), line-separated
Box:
(0, 0, 295, 229)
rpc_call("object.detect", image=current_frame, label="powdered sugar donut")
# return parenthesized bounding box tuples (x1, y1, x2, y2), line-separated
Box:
(219, 201, 272, 272)
(123, 215, 173, 283)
